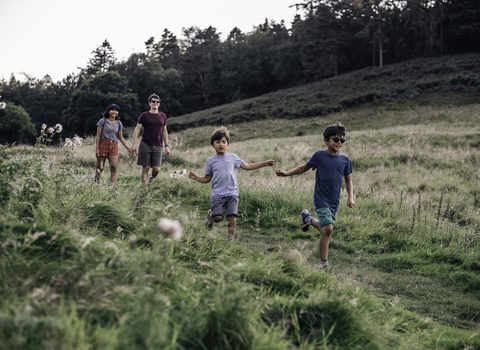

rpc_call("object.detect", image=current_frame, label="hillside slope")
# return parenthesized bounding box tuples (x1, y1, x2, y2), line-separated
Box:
(168, 54, 480, 132)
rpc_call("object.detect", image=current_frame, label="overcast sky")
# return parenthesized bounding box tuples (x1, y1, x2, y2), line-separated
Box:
(0, 0, 299, 83)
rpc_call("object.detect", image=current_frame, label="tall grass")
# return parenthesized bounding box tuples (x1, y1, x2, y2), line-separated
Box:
(1, 96, 480, 349)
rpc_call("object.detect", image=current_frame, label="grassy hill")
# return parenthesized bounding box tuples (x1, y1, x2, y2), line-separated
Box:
(1, 55, 480, 349)
(167, 54, 480, 132)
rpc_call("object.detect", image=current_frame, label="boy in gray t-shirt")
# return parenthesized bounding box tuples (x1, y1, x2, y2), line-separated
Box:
(189, 126, 274, 241)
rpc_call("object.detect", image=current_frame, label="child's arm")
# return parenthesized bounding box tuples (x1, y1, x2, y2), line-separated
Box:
(240, 159, 275, 170)
(189, 171, 212, 183)
(345, 174, 354, 208)
(276, 164, 311, 177)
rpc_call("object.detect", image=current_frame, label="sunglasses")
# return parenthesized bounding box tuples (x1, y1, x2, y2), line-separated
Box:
(150, 100, 161, 104)
(329, 137, 346, 143)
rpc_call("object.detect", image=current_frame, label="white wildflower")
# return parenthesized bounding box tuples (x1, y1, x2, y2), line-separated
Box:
(170, 169, 187, 181)
(24, 231, 46, 244)
(81, 237, 96, 249)
(55, 123, 63, 133)
(157, 218, 183, 240)
(0, 102, 6, 109)
(47, 127, 55, 133)
(41, 123, 47, 130)
(64, 138, 73, 147)
(72, 135, 83, 148)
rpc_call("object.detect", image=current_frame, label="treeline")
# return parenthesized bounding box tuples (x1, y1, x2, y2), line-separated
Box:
(1, 0, 479, 143)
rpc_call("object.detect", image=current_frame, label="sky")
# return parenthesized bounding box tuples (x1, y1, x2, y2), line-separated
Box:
(0, 0, 300, 83)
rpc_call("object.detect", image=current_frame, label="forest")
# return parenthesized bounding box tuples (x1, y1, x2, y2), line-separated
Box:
(0, 0, 479, 144)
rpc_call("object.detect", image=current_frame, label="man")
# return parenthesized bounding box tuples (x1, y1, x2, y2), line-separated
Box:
(130, 94, 170, 186)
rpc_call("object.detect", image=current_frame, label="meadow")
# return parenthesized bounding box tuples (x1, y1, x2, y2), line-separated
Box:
(1, 94, 480, 349)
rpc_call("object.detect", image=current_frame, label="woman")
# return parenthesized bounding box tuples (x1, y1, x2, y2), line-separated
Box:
(95, 104, 130, 184)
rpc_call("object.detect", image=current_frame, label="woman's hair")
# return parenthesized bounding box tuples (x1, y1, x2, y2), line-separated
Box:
(103, 104, 120, 120)
(323, 121, 346, 140)
(210, 126, 230, 145)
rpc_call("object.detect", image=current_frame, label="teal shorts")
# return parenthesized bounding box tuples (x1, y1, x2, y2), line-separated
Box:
(315, 207, 337, 228)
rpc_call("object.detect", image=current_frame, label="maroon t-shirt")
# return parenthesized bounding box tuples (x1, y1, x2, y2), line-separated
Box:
(137, 111, 167, 147)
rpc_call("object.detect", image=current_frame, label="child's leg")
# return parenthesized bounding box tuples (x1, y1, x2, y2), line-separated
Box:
(205, 198, 224, 230)
(227, 216, 237, 237)
(310, 219, 332, 260)
(225, 196, 239, 240)
(312, 208, 336, 265)
(318, 223, 333, 261)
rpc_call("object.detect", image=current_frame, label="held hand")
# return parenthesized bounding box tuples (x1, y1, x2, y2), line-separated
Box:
(189, 171, 197, 180)
(127, 147, 134, 154)
(130, 146, 137, 154)
(264, 159, 275, 167)
(347, 197, 354, 208)
(276, 169, 287, 177)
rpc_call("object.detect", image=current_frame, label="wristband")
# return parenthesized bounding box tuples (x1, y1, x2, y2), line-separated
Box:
(165, 145, 169, 147)
(125, 145, 129, 149)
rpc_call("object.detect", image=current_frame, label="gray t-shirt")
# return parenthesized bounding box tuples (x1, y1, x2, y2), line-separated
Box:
(205, 152, 244, 199)
(96, 118, 124, 143)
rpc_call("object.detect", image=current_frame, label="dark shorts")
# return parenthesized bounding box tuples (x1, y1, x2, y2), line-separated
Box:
(98, 139, 119, 157)
(137, 142, 162, 167)
(210, 196, 239, 218)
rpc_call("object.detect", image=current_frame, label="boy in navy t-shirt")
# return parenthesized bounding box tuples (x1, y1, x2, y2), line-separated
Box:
(189, 126, 275, 241)
(276, 122, 354, 272)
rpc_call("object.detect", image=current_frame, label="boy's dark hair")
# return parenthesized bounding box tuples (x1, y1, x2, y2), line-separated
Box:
(323, 121, 346, 141)
(148, 93, 161, 102)
(102, 104, 120, 120)
(210, 126, 230, 145)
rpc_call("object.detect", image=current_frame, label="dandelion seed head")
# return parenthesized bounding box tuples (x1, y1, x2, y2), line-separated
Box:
(157, 218, 182, 240)
(47, 127, 55, 133)
(41, 123, 47, 130)
(0, 102, 6, 109)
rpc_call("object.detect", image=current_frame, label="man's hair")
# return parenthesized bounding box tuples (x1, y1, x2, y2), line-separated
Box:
(323, 121, 346, 140)
(148, 93, 161, 102)
(102, 104, 120, 119)
(210, 126, 230, 145)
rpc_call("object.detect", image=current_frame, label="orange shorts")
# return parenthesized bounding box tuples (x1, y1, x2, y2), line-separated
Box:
(98, 139, 119, 157)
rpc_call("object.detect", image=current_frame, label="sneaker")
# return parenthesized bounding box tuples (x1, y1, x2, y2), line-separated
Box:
(204, 209, 213, 230)
(319, 264, 333, 274)
(227, 235, 234, 242)
(301, 209, 313, 232)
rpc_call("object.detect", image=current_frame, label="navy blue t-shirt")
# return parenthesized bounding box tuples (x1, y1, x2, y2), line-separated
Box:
(306, 150, 352, 212)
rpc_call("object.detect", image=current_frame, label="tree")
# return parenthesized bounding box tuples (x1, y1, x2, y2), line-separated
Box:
(114, 54, 184, 116)
(62, 71, 140, 137)
(180, 26, 222, 110)
(295, 1, 352, 79)
(156, 29, 181, 70)
(0, 103, 36, 145)
(85, 39, 117, 76)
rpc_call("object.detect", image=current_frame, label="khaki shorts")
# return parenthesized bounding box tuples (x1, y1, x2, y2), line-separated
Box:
(137, 142, 163, 167)
(98, 139, 119, 157)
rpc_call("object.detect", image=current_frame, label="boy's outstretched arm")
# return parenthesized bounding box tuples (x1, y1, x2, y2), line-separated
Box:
(345, 174, 354, 208)
(276, 164, 311, 177)
(189, 171, 212, 183)
(240, 159, 275, 170)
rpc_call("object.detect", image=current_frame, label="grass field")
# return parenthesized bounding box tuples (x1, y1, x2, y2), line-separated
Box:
(1, 92, 480, 349)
